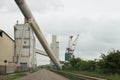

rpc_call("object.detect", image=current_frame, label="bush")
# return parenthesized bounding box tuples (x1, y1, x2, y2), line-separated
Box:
(98, 50, 120, 74)
(69, 58, 81, 70)
(69, 58, 97, 72)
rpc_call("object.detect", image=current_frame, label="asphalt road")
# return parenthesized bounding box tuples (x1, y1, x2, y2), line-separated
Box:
(15, 69, 69, 80)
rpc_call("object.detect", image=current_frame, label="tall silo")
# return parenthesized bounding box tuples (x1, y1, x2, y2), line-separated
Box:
(50, 35, 59, 68)
(14, 23, 36, 71)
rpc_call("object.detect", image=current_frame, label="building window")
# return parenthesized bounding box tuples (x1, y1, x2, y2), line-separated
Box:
(24, 41, 26, 44)
(23, 45, 30, 48)
(0, 32, 2, 37)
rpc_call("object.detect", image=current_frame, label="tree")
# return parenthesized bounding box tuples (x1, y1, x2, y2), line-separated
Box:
(69, 58, 96, 72)
(69, 58, 81, 70)
(98, 50, 120, 74)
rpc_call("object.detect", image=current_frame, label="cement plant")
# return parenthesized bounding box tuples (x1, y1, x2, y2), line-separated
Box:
(0, 0, 120, 80)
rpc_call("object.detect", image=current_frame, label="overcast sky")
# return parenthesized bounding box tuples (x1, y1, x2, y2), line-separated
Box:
(0, 0, 120, 66)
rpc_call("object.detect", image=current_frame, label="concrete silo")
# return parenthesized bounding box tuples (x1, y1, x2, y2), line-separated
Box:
(14, 23, 36, 71)
(50, 35, 59, 68)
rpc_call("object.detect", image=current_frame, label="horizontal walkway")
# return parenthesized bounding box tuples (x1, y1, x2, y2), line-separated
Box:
(15, 69, 69, 80)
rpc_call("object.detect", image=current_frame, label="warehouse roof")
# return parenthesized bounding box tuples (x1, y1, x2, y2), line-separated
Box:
(0, 29, 14, 42)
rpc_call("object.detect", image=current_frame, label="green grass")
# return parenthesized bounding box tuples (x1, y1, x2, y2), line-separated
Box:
(77, 71, 120, 80)
(105, 74, 120, 80)
(63, 70, 120, 80)
(53, 71, 83, 80)
(0, 72, 26, 80)
(74, 71, 106, 79)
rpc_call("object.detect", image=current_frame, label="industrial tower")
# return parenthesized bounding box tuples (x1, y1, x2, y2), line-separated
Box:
(50, 35, 59, 68)
(14, 23, 37, 71)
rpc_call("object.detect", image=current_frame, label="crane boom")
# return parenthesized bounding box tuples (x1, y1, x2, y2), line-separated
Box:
(65, 34, 79, 61)
(71, 34, 79, 54)
(15, 0, 62, 69)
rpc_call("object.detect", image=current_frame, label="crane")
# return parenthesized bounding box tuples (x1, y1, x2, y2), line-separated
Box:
(65, 34, 79, 61)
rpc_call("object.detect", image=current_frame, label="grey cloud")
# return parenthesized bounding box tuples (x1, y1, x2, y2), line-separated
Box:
(43, 16, 120, 43)
(1, 0, 120, 61)
(0, 0, 63, 13)
(0, 0, 5, 8)
(40, 17, 94, 36)
(42, 17, 120, 60)
(92, 19, 120, 44)
(33, 14, 120, 60)
(0, 0, 18, 13)
(29, 0, 63, 12)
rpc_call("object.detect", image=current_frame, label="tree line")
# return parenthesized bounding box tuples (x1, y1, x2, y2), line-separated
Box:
(63, 49, 120, 74)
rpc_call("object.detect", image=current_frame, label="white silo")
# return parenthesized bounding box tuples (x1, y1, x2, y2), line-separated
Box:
(14, 23, 36, 71)
(50, 35, 59, 68)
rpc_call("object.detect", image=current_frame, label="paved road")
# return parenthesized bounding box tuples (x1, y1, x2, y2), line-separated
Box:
(15, 69, 69, 80)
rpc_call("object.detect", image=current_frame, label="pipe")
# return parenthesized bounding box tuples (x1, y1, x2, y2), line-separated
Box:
(35, 49, 48, 56)
(14, 0, 62, 69)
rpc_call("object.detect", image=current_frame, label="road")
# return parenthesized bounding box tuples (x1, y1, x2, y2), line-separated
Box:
(15, 69, 69, 80)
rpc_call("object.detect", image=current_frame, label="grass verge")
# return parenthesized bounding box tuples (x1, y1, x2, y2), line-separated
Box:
(0, 72, 26, 80)
(53, 71, 83, 80)
(64, 70, 120, 80)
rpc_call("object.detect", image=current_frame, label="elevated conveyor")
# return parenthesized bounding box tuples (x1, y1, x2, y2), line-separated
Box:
(35, 49, 48, 56)
(15, 0, 62, 69)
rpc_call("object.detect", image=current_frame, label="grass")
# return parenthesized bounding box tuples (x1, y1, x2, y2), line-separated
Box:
(63, 70, 120, 80)
(0, 72, 7, 75)
(105, 74, 120, 80)
(77, 71, 120, 80)
(53, 71, 83, 80)
(0, 72, 26, 80)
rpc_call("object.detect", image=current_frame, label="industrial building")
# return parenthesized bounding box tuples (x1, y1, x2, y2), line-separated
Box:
(0, 0, 62, 73)
(14, 0, 61, 69)
(14, 23, 37, 71)
(0, 23, 37, 73)
(0, 24, 60, 73)
(50, 35, 59, 68)
(51, 35, 59, 59)
(0, 30, 15, 73)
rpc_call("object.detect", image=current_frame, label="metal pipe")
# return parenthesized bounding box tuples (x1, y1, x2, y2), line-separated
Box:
(35, 49, 48, 56)
(15, 0, 62, 69)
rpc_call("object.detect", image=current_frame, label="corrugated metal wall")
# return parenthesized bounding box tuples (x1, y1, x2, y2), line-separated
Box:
(14, 23, 36, 70)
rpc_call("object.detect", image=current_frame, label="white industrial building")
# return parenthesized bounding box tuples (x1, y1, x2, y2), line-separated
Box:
(0, 23, 37, 72)
(0, 22, 60, 72)
(14, 23, 37, 71)
(51, 35, 59, 59)
(50, 35, 59, 68)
